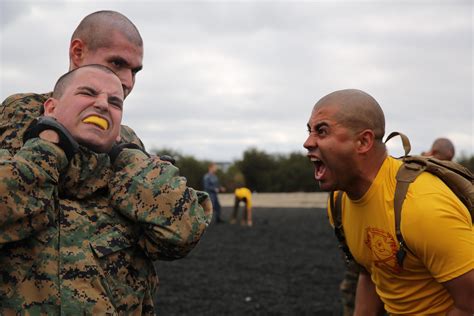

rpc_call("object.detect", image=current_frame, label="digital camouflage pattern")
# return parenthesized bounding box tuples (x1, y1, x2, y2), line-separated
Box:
(340, 264, 359, 316)
(0, 93, 212, 314)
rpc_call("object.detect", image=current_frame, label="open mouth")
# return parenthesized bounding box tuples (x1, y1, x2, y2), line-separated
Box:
(310, 157, 327, 180)
(82, 115, 109, 130)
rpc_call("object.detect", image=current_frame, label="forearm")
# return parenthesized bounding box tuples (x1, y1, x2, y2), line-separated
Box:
(109, 149, 212, 260)
(354, 270, 385, 316)
(0, 138, 66, 244)
(444, 269, 474, 315)
(447, 307, 473, 316)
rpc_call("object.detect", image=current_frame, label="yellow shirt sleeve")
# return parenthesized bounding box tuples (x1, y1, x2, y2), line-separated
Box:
(402, 172, 474, 283)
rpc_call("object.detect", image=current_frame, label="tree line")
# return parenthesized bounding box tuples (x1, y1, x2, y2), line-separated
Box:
(152, 147, 474, 193)
(152, 147, 319, 193)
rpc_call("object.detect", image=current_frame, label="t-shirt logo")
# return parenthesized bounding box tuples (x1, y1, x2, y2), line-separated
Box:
(365, 227, 402, 274)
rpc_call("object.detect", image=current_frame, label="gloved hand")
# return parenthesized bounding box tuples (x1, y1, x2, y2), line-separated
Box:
(23, 116, 79, 161)
(159, 155, 176, 165)
(108, 142, 150, 164)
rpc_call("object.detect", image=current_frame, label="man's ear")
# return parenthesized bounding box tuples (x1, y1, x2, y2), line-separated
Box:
(70, 39, 86, 68)
(43, 98, 58, 117)
(356, 129, 375, 154)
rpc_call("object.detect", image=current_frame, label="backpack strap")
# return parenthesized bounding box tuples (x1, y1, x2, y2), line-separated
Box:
(394, 162, 425, 266)
(329, 191, 357, 266)
(385, 131, 411, 157)
(385, 131, 423, 267)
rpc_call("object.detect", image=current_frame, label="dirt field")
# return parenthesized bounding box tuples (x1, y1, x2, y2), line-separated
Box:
(154, 193, 346, 315)
(218, 192, 329, 208)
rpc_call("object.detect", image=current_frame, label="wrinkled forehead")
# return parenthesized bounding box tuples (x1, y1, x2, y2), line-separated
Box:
(309, 102, 341, 123)
(70, 68, 123, 95)
(104, 32, 143, 65)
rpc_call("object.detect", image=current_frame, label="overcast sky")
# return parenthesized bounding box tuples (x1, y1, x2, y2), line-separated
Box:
(1, 0, 472, 162)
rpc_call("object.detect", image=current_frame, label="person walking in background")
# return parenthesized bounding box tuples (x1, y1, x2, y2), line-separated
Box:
(303, 89, 473, 315)
(423, 137, 455, 161)
(203, 162, 226, 223)
(230, 187, 253, 227)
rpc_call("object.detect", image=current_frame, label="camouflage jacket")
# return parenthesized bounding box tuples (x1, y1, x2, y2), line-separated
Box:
(0, 93, 212, 314)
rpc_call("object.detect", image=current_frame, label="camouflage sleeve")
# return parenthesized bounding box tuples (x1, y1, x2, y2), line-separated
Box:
(108, 148, 213, 261)
(119, 124, 146, 151)
(0, 138, 68, 246)
(0, 93, 48, 154)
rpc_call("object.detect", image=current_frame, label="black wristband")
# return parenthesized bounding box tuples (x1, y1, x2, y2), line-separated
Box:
(24, 116, 79, 161)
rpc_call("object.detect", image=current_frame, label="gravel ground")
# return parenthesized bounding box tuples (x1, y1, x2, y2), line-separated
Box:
(154, 205, 346, 315)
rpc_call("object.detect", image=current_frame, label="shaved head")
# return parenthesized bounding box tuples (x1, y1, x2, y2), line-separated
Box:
(429, 138, 455, 160)
(314, 89, 385, 140)
(52, 64, 117, 98)
(71, 10, 143, 51)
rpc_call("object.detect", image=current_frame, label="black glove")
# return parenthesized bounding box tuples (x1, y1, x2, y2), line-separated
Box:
(159, 155, 176, 165)
(108, 142, 150, 164)
(24, 116, 79, 161)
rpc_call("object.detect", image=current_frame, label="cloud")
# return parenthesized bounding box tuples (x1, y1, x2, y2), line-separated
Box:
(1, 0, 472, 162)
(0, 1, 31, 28)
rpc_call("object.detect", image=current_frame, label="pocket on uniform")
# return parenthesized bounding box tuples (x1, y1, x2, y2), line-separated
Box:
(89, 227, 146, 313)
(89, 227, 133, 257)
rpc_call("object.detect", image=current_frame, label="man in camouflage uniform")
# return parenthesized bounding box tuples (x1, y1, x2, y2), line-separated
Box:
(0, 64, 212, 314)
(0, 12, 212, 316)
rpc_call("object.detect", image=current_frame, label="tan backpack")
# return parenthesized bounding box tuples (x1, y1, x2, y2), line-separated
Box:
(329, 132, 474, 267)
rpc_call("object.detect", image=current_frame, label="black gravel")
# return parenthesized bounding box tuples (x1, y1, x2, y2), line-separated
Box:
(155, 207, 345, 315)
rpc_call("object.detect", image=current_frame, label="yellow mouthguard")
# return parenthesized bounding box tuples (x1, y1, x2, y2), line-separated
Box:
(82, 116, 108, 130)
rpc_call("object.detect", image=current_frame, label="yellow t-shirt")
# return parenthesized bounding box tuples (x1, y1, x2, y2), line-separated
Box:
(329, 156, 473, 314)
(234, 187, 252, 209)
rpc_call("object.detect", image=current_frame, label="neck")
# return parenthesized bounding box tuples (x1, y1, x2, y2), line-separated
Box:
(345, 149, 387, 200)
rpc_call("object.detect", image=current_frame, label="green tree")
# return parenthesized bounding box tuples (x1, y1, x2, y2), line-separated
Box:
(273, 152, 319, 192)
(457, 154, 474, 173)
(220, 164, 245, 191)
(237, 148, 276, 192)
(175, 156, 209, 190)
(151, 147, 322, 192)
(151, 148, 209, 190)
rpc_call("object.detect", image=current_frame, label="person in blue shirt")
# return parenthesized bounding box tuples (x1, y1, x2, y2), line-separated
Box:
(203, 162, 225, 223)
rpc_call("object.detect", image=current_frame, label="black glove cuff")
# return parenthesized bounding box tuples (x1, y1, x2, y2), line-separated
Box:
(109, 143, 150, 164)
(24, 116, 79, 161)
(159, 155, 176, 165)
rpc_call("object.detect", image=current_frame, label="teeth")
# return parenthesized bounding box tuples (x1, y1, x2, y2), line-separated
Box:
(310, 158, 321, 162)
(82, 115, 108, 130)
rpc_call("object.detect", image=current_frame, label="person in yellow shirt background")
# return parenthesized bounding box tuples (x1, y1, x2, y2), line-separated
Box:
(230, 187, 253, 227)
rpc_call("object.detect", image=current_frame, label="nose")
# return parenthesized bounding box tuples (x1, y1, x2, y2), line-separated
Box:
(303, 133, 316, 151)
(118, 70, 134, 97)
(94, 94, 109, 111)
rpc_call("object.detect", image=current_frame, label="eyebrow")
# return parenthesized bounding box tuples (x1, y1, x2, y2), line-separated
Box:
(132, 65, 143, 74)
(77, 86, 97, 95)
(315, 122, 329, 130)
(77, 85, 123, 103)
(109, 55, 143, 74)
(308, 121, 328, 132)
(109, 95, 124, 107)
